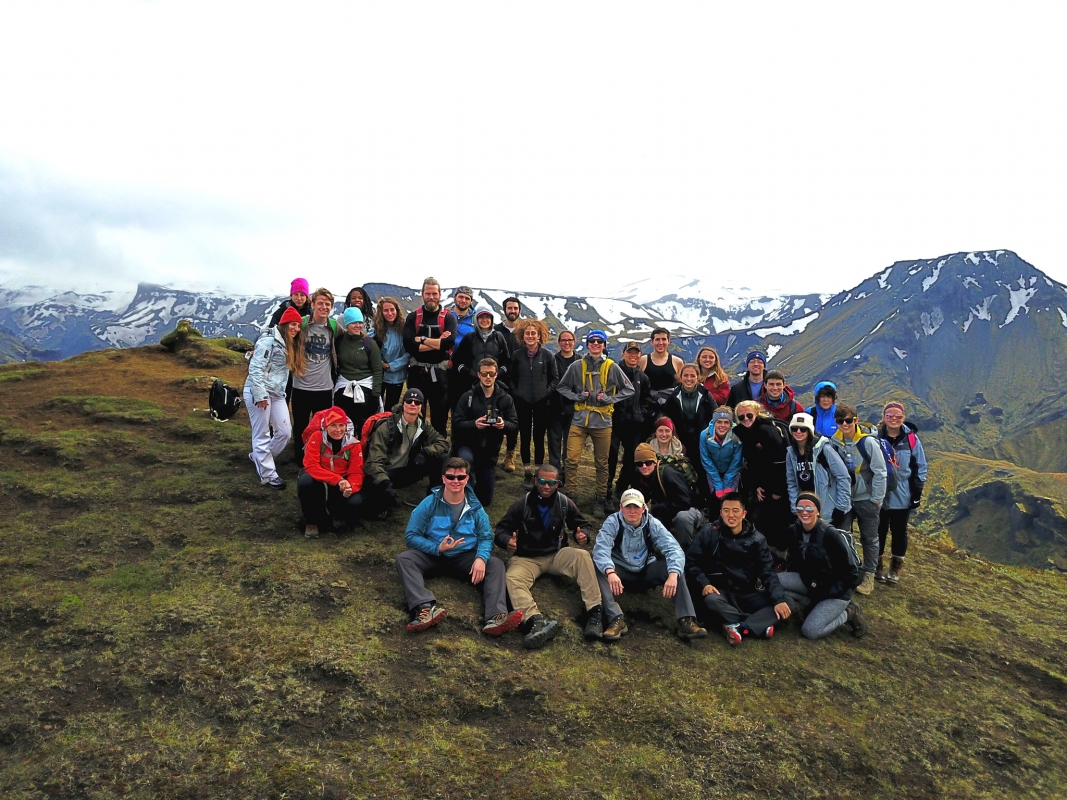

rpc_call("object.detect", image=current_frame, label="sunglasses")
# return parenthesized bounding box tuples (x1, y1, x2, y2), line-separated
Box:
(738, 413, 755, 421)
(796, 505, 818, 514)
(587, 338, 606, 345)
(790, 426, 808, 433)
(478, 372, 497, 378)
(404, 398, 424, 406)
(636, 460, 657, 468)
(884, 413, 904, 420)
(536, 478, 559, 487)
(443, 473, 468, 482)
(837, 417, 855, 425)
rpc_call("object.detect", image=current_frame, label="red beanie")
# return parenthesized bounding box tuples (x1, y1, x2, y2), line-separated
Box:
(324, 407, 348, 426)
(278, 306, 303, 325)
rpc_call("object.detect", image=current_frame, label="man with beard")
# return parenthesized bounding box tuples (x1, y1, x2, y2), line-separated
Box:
(451, 357, 517, 507)
(495, 296, 522, 472)
(403, 277, 458, 435)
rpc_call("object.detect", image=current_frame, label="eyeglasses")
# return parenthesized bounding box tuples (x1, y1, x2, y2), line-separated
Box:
(837, 417, 855, 425)
(443, 473, 468, 482)
(796, 505, 818, 514)
(790, 427, 808, 433)
(559, 338, 574, 343)
(404, 399, 423, 406)
(884, 413, 903, 420)
(636, 460, 657, 468)
(478, 372, 497, 378)
(737, 413, 755, 421)
(587, 338, 606, 345)
(536, 478, 559, 487)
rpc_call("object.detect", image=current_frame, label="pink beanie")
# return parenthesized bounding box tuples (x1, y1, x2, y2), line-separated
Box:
(291, 278, 310, 296)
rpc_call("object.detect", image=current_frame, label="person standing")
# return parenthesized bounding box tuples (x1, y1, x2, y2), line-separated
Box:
(451, 305, 513, 390)
(495, 296, 522, 472)
(268, 278, 311, 404)
(403, 277, 457, 436)
(292, 288, 340, 462)
(663, 362, 717, 505)
(556, 330, 634, 517)
(639, 328, 683, 409)
(726, 351, 767, 408)
(784, 412, 851, 525)
(807, 381, 839, 439)
(342, 287, 375, 338)
(245, 307, 305, 489)
(451, 357, 517, 507)
(695, 346, 731, 406)
(446, 286, 478, 424)
(757, 370, 805, 423)
(606, 342, 655, 501)
(509, 318, 558, 489)
(732, 400, 793, 561)
(548, 330, 580, 486)
(876, 402, 928, 585)
(373, 296, 409, 411)
(333, 307, 383, 434)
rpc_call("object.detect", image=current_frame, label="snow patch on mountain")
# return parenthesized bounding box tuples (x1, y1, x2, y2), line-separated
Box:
(963, 276, 981, 289)
(766, 344, 782, 362)
(750, 312, 819, 339)
(922, 259, 947, 292)
(1058, 308, 1067, 328)
(965, 253, 980, 265)
(920, 308, 944, 336)
(894, 348, 907, 360)
(1001, 280, 1037, 327)
(877, 267, 893, 289)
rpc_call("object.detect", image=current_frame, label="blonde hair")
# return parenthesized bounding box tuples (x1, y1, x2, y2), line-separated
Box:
(310, 287, 334, 306)
(514, 317, 549, 346)
(735, 400, 764, 418)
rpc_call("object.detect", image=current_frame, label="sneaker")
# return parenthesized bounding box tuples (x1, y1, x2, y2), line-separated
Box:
(601, 615, 628, 642)
(723, 623, 743, 646)
(677, 616, 708, 640)
(483, 609, 523, 637)
(265, 477, 286, 490)
(406, 603, 446, 633)
(304, 524, 319, 539)
(583, 607, 603, 640)
(763, 625, 775, 639)
(845, 602, 868, 638)
(522, 615, 560, 650)
(855, 571, 875, 596)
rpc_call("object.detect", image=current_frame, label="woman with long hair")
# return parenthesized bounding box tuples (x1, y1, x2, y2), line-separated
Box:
(696, 346, 731, 406)
(373, 296, 408, 410)
(509, 317, 557, 488)
(784, 412, 851, 526)
(244, 307, 306, 489)
(344, 286, 376, 338)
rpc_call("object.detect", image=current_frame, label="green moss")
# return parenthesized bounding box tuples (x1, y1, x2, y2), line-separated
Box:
(45, 396, 164, 425)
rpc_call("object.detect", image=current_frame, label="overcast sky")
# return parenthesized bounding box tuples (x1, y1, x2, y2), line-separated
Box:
(1, 2, 1063, 302)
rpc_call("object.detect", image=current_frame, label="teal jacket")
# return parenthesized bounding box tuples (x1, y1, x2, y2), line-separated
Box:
(404, 485, 494, 562)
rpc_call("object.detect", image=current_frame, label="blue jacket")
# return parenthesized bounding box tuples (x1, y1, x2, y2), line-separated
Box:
(785, 436, 852, 521)
(829, 430, 887, 504)
(879, 425, 928, 510)
(699, 425, 743, 494)
(404, 485, 494, 562)
(452, 308, 477, 352)
(378, 327, 410, 385)
(808, 381, 838, 438)
(593, 509, 685, 576)
(247, 327, 290, 402)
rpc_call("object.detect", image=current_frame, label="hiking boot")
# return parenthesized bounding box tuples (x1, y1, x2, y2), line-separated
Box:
(723, 623, 743, 646)
(886, 557, 904, 585)
(406, 603, 446, 633)
(601, 615, 628, 642)
(304, 524, 319, 539)
(266, 477, 286, 490)
(677, 616, 708, 640)
(874, 556, 888, 583)
(593, 495, 606, 518)
(502, 449, 516, 473)
(845, 602, 868, 638)
(522, 615, 560, 650)
(855, 571, 875, 596)
(583, 606, 603, 640)
(522, 468, 534, 490)
(482, 609, 523, 637)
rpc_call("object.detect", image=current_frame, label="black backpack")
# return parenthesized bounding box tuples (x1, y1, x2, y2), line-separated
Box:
(209, 379, 243, 421)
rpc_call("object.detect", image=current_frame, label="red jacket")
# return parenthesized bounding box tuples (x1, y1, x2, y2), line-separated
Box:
(758, 384, 804, 423)
(704, 376, 730, 406)
(302, 412, 364, 490)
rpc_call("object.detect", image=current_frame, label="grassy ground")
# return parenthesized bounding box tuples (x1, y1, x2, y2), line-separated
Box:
(2, 346, 1067, 799)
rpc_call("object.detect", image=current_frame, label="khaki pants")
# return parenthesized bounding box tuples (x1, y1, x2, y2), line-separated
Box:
(565, 425, 612, 498)
(506, 548, 603, 618)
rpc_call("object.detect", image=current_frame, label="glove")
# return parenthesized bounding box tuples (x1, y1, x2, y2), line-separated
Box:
(909, 488, 923, 510)
(457, 364, 468, 375)
(413, 451, 427, 468)
(830, 509, 846, 528)
(381, 481, 398, 506)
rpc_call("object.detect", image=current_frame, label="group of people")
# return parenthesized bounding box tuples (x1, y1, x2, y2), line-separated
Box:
(241, 276, 929, 645)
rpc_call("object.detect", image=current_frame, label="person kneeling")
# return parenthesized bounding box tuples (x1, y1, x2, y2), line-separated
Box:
(395, 458, 523, 636)
(297, 406, 365, 538)
(685, 492, 792, 645)
(778, 492, 868, 640)
(495, 464, 605, 649)
(592, 489, 707, 642)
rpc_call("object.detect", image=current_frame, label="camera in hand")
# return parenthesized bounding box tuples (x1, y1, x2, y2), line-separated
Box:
(484, 402, 499, 426)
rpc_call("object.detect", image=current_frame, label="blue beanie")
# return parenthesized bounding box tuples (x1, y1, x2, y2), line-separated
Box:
(746, 351, 766, 365)
(343, 307, 364, 326)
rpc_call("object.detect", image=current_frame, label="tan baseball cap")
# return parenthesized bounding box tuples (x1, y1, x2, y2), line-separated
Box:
(619, 489, 645, 508)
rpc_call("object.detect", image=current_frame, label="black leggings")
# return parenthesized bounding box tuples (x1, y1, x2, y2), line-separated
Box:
(514, 396, 551, 468)
(297, 472, 363, 527)
(291, 388, 334, 460)
(333, 389, 380, 437)
(878, 508, 911, 559)
(382, 383, 404, 412)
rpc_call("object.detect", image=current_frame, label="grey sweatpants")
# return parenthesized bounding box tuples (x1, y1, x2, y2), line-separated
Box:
(596, 560, 695, 622)
(671, 508, 705, 550)
(395, 548, 509, 618)
(777, 571, 849, 640)
(843, 499, 881, 575)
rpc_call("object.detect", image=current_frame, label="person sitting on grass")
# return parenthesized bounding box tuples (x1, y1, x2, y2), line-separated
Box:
(778, 492, 868, 640)
(394, 457, 524, 637)
(495, 464, 604, 648)
(685, 492, 792, 646)
(297, 406, 364, 539)
(591, 489, 707, 643)
(630, 443, 704, 549)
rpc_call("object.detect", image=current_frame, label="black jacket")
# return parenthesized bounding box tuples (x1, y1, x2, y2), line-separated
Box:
(685, 518, 785, 603)
(452, 329, 513, 383)
(269, 298, 311, 328)
(614, 363, 657, 427)
(663, 384, 717, 461)
(785, 519, 859, 602)
(403, 306, 458, 364)
(452, 385, 518, 455)
(726, 372, 762, 408)
(734, 416, 789, 496)
(494, 490, 591, 557)
(552, 352, 580, 418)
(633, 462, 692, 526)
(509, 346, 558, 404)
